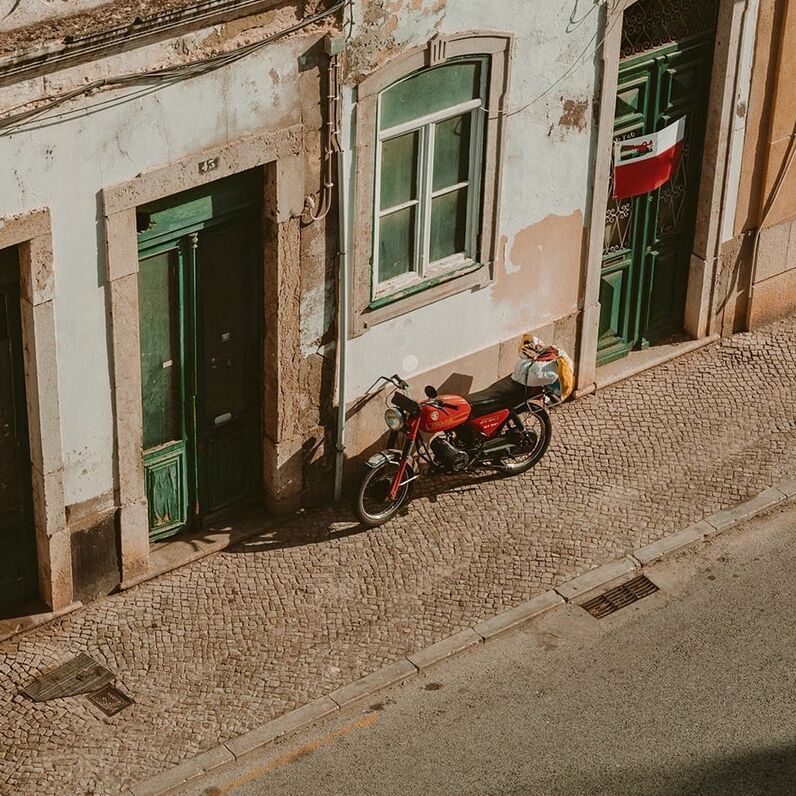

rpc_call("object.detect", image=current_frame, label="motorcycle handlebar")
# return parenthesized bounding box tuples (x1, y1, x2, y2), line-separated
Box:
(382, 374, 409, 391)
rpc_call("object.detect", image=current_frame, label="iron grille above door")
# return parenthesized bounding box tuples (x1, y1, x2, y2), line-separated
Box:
(621, 0, 719, 59)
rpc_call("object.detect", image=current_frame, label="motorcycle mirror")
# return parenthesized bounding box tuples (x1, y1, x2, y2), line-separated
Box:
(424, 385, 438, 399)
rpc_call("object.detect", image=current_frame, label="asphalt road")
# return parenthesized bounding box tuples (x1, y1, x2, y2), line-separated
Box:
(195, 503, 796, 796)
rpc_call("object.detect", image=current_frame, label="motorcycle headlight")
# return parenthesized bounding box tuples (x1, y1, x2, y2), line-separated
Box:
(384, 408, 404, 431)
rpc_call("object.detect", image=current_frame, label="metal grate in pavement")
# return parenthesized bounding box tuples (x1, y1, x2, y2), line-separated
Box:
(580, 575, 659, 619)
(21, 653, 115, 702)
(86, 684, 134, 717)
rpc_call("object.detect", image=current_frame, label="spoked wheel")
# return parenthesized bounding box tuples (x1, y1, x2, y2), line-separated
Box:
(496, 405, 552, 475)
(354, 460, 414, 527)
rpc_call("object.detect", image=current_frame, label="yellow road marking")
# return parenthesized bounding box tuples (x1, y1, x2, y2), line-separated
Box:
(206, 712, 380, 794)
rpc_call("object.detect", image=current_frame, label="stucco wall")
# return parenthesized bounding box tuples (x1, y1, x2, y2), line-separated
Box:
(734, 0, 796, 234)
(0, 8, 334, 515)
(342, 0, 599, 400)
(727, 0, 796, 330)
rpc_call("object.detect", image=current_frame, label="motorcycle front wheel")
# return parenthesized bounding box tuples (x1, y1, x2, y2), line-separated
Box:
(354, 460, 414, 527)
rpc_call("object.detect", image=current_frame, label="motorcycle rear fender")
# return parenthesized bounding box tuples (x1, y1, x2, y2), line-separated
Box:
(515, 399, 549, 418)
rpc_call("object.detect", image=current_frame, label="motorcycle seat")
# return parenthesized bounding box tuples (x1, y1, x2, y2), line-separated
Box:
(466, 375, 537, 418)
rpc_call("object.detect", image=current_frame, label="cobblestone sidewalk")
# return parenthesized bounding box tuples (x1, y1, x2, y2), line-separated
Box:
(3, 318, 796, 795)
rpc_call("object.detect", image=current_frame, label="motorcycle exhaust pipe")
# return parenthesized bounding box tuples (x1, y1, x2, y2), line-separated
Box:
(480, 440, 514, 456)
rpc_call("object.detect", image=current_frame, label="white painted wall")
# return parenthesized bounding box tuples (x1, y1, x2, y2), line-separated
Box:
(0, 30, 311, 507)
(344, 0, 602, 396)
(0, 0, 603, 507)
(0, 0, 110, 33)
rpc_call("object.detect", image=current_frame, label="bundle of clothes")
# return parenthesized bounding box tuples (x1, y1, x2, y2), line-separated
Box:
(511, 335, 574, 400)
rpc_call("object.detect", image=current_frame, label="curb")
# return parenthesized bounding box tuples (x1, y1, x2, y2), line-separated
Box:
(129, 480, 795, 795)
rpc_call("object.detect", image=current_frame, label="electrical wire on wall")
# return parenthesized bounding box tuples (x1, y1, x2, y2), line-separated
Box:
(0, 0, 348, 137)
(304, 0, 354, 222)
(480, 0, 623, 121)
(304, 50, 341, 222)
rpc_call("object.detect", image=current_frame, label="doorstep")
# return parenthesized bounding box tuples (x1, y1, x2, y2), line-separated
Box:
(122, 505, 276, 591)
(0, 508, 277, 642)
(595, 334, 720, 391)
(0, 600, 82, 643)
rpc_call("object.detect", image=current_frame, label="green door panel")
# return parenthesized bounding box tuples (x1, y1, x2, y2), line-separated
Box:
(138, 171, 263, 540)
(598, 262, 632, 364)
(196, 216, 262, 519)
(0, 247, 38, 612)
(598, 23, 715, 367)
(144, 443, 189, 536)
(139, 249, 183, 450)
(643, 247, 682, 341)
(138, 247, 189, 540)
(202, 427, 260, 516)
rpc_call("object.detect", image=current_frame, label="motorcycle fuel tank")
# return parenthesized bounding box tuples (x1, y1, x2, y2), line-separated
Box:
(419, 396, 471, 433)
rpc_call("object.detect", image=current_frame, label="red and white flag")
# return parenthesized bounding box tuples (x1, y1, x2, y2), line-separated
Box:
(613, 118, 686, 199)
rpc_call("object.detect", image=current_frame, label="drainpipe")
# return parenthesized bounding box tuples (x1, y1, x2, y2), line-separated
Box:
(334, 75, 352, 502)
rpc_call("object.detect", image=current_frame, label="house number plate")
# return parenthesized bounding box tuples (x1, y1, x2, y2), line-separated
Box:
(198, 157, 220, 174)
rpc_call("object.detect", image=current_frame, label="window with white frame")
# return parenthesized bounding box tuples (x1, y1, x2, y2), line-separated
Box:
(373, 57, 489, 301)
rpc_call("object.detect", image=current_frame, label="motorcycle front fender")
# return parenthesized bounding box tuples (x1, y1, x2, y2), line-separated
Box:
(365, 449, 405, 469)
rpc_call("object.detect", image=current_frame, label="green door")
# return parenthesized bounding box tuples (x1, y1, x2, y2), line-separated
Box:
(598, 4, 716, 365)
(137, 173, 263, 541)
(0, 247, 38, 612)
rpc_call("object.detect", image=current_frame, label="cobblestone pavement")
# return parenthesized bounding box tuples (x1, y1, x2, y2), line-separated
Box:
(3, 318, 796, 794)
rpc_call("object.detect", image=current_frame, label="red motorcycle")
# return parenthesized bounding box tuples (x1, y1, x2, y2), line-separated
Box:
(354, 373, 555, 527)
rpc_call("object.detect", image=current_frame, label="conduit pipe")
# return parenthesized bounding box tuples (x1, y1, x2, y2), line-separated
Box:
(334, 86, 352, 502)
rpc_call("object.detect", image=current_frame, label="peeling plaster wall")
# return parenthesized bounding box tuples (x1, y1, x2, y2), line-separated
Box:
(344, 0, 600, 398)
(0, 14, 333, 509)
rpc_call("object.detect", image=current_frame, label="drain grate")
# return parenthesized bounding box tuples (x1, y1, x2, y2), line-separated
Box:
(86, 683, 135, 717)
(581, 575, 659, 619)
(22, 653, 115, 702)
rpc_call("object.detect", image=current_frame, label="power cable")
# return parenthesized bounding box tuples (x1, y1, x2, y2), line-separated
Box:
(480, 0, 623, 121)
(0, 0, 347, 136)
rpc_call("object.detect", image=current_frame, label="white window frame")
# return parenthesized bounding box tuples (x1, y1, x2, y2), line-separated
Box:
(372, 63, 489, 302)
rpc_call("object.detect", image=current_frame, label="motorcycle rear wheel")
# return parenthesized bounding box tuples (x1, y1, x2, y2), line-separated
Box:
(497, 405, 552, 475)
(354, 460, 414, 527)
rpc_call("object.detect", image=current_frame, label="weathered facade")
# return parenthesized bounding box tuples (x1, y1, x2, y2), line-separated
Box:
(0, 0, 342, 613)
(0, 0, 787, 622)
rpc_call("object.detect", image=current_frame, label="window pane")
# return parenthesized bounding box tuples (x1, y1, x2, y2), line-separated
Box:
(380, 131, 419, 210)
(430, 188, 469, 263)
(381, 60, 484, 129)
(378, 207, 416, 283)
(139, 250, 181, 450)
(433, 113, 472, 192)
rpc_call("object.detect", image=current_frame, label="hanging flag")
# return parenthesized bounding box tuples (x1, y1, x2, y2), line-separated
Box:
(613, 117, 686, 199)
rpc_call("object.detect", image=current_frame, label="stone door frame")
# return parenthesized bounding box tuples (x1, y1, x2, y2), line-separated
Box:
(0, 208, 72, 610)
(102, 124, 306, 586)
(578, 0, 751, 391)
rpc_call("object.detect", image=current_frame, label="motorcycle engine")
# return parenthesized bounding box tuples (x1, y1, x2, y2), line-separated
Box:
(430, 435, 470, 473)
